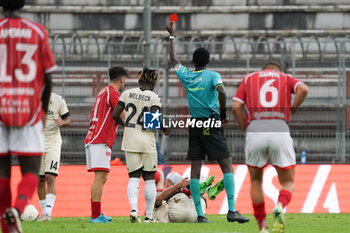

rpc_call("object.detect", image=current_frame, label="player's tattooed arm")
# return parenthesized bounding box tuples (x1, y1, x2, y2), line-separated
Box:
(112, 102, 125, 127)
(166, 21, 181, 67)
(217, 85, 228, 127)
(41, 73, 52, 113)
(232, 101, 246, 132)
(292, 83, 309, 114)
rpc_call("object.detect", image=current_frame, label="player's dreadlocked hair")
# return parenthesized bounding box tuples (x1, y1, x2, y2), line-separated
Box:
(138, 67, 160, 85)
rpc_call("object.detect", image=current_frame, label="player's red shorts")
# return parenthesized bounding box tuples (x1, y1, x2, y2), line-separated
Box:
(0, 121, 44, 156)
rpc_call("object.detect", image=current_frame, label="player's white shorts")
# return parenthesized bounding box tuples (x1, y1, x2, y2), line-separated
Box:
(125, 151, 157, 173)
(153, 201, 169, 223)
(39, 142, 61, 176)
(0, 121, 44, 157)
(85, 144, 111, 172)
(245, 120, 296, 169)
(168, 193, 206, 223)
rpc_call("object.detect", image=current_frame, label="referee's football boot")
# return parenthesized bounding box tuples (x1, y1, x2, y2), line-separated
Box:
(200, 175, 215, 195)
(130, 210, 141, 223)
(208, 179, 224, 200)
(227, 210, 249, 223)
(197, 215, 211, 223)
(272, 203, 285, 233)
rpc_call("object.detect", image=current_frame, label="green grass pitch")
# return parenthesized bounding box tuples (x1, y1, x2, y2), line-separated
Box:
(22, 214, 350, 233)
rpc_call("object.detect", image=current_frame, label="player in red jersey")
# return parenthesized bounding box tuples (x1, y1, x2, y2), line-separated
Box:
(0, 0, 55, 232)
(232, 62, 308, 233)
(84, 66, 127, 223)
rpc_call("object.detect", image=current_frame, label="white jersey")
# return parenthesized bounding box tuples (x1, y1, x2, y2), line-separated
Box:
(45, 93, 69, 150)
(154, 193, 206, 223)
(119, 88, 162, 153)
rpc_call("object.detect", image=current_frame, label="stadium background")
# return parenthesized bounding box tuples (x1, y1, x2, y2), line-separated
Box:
(6, 0, 350, 216)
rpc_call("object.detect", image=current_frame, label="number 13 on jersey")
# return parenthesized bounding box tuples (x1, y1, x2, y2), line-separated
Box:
(0, 43, 38, 83)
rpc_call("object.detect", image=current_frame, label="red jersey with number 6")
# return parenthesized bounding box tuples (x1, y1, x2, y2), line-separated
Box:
(84, 86, 120, 149)
(0, 17, 57, 127)
(233, 69, 303, 126)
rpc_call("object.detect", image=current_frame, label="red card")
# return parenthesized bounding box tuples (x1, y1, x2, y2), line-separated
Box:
(170, 13, 178, 22)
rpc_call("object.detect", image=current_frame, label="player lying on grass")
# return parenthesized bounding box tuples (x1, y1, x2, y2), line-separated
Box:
(166, 21, 249, 224)
(153, 172, 225, 223)
(112, 67, 169, 223)
(232, 62, 308, 233)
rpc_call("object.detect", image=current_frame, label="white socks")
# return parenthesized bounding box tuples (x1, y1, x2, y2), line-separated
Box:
(39, 199, 46, 215)
(127, 178, 140, 213)
(144, 180, 156, 219)
(45, 194, 56, 216)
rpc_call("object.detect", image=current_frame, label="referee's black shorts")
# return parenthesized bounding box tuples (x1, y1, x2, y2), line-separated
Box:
(187, 118, 231, 161)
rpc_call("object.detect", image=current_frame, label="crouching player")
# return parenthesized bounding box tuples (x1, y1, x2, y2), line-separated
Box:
(153, 172, 224, 223)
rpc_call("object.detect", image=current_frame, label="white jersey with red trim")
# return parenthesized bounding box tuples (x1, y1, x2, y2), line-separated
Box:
(0, 17, 57, 127)
(84, 86, 120, 149)
(233, 69, 303, 127)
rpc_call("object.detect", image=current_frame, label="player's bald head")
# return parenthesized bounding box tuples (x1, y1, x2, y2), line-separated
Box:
(1, 0, 25, 11)
(262, 62, 282, 72)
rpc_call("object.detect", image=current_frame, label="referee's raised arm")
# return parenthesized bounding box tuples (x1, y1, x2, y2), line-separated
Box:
(166, 21, 181, 67)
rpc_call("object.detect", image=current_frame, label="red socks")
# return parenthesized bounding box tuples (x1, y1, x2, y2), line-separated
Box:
(252, 202, 266, 221)
(0, 178, 11, 233)
(278, 189, 292, 208)
(253, 202, 267, 230)
(14, 173, 39, 214)
(91, 200, 101, 219)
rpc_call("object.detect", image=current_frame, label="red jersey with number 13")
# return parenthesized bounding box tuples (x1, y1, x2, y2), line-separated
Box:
(233, 69, 303, 126)
(84, 86, 120, 149)
(0, 17, 57, 127)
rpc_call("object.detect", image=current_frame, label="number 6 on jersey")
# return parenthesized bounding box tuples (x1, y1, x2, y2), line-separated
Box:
(260, 79, 278, 108)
